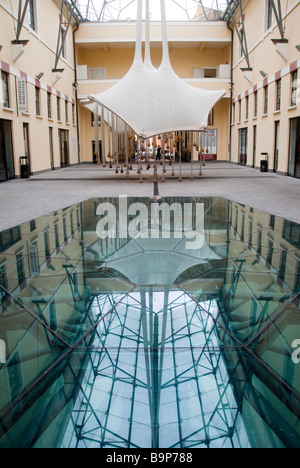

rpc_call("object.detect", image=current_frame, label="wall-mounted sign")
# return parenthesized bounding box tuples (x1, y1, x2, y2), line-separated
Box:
(17, 76, 27, 112)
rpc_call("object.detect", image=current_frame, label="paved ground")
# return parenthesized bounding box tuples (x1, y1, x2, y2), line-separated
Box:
(0, 162, 300, 230)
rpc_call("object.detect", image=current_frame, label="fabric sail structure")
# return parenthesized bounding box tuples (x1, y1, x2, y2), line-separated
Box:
(82, 0, 226, 139)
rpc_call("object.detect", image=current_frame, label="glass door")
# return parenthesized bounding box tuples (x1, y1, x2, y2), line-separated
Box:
(49, 127, 54, 170)
(23, 123, 31, 173)
(253, 125, 257, 168)
(59, 129, 70, 168)
(288, 117, 300, 178)
(0, 119, 15, 182)
(274, 121, 280, 173)
(239, 128, 248, 166)
(296, 120, 300, 178)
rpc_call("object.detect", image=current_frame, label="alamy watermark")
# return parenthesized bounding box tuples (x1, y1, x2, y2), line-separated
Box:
(0, 339, 6, 364)
(96, 196, 205, 250)
(292, 340, 300, 365)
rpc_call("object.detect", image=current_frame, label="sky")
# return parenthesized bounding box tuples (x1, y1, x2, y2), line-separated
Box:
(75, 0, 227, 22)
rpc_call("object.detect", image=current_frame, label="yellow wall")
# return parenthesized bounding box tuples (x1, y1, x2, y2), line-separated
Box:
(0, 0, 78, 176)
(77, 44, 230, 80)
(76, 21, 232, 163)
(230, 0, 300, 174)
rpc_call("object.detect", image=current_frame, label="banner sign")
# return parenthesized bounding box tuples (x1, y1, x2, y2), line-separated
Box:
(17, 76, 27, 112)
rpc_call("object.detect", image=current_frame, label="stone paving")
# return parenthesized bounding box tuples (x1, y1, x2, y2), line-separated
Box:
(0, 162, 299, 230)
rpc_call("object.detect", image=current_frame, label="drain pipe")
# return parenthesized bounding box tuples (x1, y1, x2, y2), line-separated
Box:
(73, 22, 80, 165)
(227, 20, 234, 164)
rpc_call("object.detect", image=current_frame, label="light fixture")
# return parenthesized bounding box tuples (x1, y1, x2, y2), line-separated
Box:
(260, 70, 268, 78)
(296, 45, 300, 52)
(35, 72, 44, 80)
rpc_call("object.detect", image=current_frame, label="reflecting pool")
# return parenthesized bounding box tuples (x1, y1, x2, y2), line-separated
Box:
(0, 197, 299, 448)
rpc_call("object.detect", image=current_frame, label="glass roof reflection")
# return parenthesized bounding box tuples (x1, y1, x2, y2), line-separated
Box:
(71, 0, 228, 23)
(0, 197, 300, 448)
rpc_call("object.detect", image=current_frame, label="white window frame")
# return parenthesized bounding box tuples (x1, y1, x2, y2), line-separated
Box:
(60, 25, 67, 61)
(1, 71, 10, 109)
(264, 0, 273, 32)
(28, 0, 38, 34)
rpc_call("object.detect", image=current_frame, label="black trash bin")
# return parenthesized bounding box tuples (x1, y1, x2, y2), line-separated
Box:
(260, 160, 268, 173)
(20, 156, 30, 179)
(260, 153, 269, 173)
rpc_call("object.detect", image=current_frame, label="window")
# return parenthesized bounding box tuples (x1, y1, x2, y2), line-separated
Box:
(249, 218, 253, 245)
(204, 68, 217, 78)
(44, 229, 50, 259)
(54, 222, 60, 249)
(265, 0, 273, 31)
(63, 216, 67, 242)
(65, 101, 69, 123)
(235, 207, 239, 232)
(254, 91, 258, 117)
(35, 86, 41, 116)
(0, 262, 8, 304)
(241, 213, 245, 242)
(0, 227, 21, 255)
(57, 97, 61, 121)
(70, 212, 74, 235)
(16, 250, 25, 286)
(76, 208, 80, 229)
(264, 85, 269, 115)
(283, 220, 300, 247)
(89, 68, 106, 80)
(245, 96, 249, 120)
(30, 239, 40, 276)
(270, 215, 275, 230)
(60, 27, 66, 60)
(47, 92, 52, 119)
(238, 100, 242, 122)
(291, 70, 298, 107)
(276, 79, 281, 111)
(267, 236, 274, 267)
(28, 0, 37, 32)
(232, 102, 235, 124)
(279, 249, 287, 282)
(296, 261, 300, 292)
(1, 71, 10, 108)
(72, 104, 75, 125)
(257, 226, 263, 256)
(239, 27, 244, 59)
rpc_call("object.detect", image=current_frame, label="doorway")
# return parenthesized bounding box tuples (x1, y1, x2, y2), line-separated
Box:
(253, 125, 257, 168)
(288, 117, 300, 178)
(274, 121, 280, 173)
(23, 123, 31, 174)
(59, 129, 69, 168)
(239, 128, 248, 166)
(49, 127, 54, 170)
(0, 120, 15, 182)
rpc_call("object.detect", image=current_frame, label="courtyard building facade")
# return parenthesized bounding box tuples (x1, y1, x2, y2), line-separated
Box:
(0, 0, 299, 179)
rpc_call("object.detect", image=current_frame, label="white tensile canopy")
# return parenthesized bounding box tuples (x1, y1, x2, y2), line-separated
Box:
(82, 0, 226, 139)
